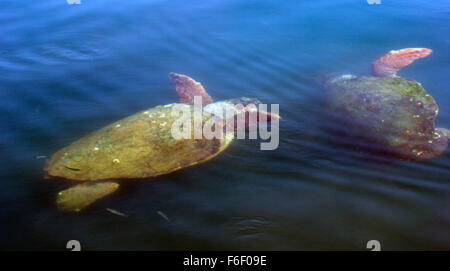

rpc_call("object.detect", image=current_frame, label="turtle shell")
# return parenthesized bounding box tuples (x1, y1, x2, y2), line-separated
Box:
(44, 104, 233, 181)
(325, 76, 445, 160)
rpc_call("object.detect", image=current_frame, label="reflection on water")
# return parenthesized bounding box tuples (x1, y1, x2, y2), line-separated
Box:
(0, 0, 449, 250)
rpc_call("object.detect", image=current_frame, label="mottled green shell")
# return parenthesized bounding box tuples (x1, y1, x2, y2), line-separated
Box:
(325, 76, 447, 160)
(44, 104, 233, 181)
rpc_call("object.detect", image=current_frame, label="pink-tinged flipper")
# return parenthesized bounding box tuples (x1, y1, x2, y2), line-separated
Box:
(372, 48, 432, 77)
(226, 104, 282, 131)
(169, 73, 213, 105)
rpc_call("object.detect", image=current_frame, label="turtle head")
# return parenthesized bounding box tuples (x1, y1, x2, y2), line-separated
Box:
(435, 128, 449, 150)
(43, 149, 90, 181)
(440, 128, 450, 141)
(412, 128, 449, 160)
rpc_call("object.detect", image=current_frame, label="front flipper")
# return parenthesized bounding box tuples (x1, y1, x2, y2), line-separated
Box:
(372, 48, 432, 77)
(56, 182, 119, 212)
(169, 73, 213, 105)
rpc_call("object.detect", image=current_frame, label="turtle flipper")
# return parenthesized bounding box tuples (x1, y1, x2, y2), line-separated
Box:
(169, 73, 213, 105)
(437, 128, 450, 144)
(372, 48, 432, 77)
(56, 182, 119, 212)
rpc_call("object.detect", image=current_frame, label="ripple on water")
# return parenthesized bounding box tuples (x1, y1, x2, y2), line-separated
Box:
(37, 42, 109, 62)
(229, 216, 271, 238)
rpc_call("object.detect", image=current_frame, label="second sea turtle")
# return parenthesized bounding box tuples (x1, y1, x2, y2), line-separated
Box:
(322, 48, 448, 160)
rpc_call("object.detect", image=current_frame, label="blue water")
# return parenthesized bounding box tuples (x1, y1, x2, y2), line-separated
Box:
(1, 0, 449, 250)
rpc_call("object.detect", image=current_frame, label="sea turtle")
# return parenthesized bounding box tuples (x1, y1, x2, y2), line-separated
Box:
(322, 48, 448, 160)
(44, 73, 280, 212)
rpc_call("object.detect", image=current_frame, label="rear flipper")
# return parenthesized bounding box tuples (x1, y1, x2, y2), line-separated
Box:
(56, 182, 119, 212)
(372, 48, 432, 77)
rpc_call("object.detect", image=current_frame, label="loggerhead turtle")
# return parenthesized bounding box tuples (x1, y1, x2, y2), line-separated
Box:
(44, 73, 280, 212)
(322, 48, 448, 160)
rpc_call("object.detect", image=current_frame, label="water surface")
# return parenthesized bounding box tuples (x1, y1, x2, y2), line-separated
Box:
(1, 0, 449, 250)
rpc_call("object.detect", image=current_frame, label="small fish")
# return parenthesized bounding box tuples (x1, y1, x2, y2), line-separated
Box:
(157, 210, 169, 222)
(106, 208, 127, 217)
(36, 155, 47, 159)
